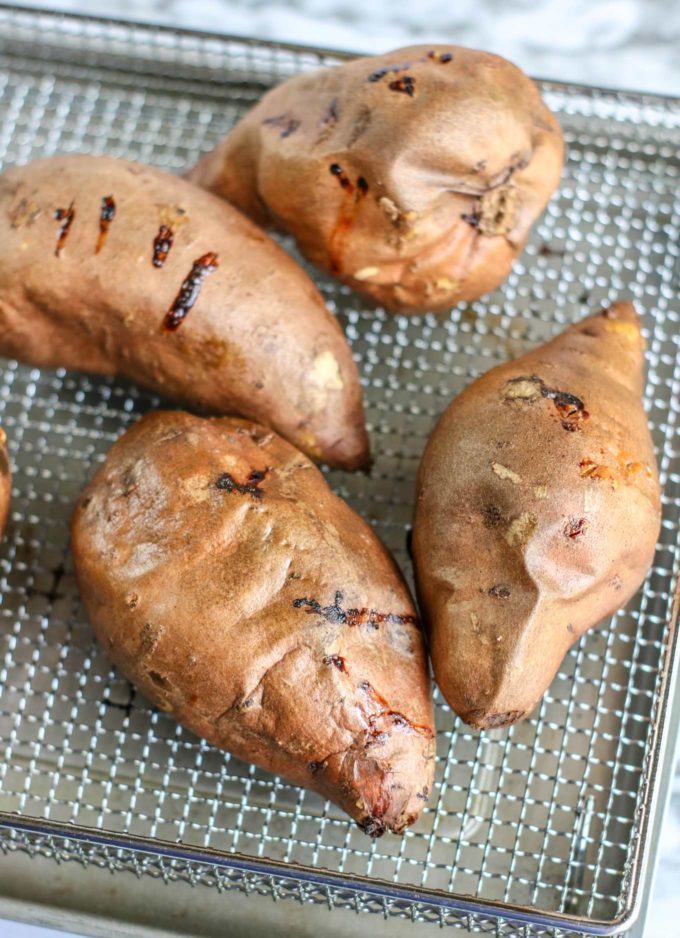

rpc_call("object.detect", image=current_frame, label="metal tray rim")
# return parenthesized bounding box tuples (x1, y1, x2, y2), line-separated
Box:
(2, 0, 680, 109)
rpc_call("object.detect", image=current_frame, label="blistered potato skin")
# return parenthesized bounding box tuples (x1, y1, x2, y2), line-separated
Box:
(0, 155, 369, 471)
(0, 429, 10, 540)
(71, 412, 435, 834)
(189, 45, 564, 313)
(413, 303, 661, 727)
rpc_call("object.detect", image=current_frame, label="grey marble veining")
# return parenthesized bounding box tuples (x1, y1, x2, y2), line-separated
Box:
(3, 2, 680, 936)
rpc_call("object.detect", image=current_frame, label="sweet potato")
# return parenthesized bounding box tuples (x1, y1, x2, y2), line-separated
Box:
(189, 45, 564, 313)
(0, 428, 10, 540)
(413, 303, 661, 728)
(0, 155, 369, 471)
(71, 411, 435, 834)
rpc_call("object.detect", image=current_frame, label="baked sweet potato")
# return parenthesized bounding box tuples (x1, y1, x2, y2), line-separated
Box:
(71, 411, 435, 834)
(413, 302, 660, 728)
(189, 45, 564, 313)
(0, 428, 10, 540)
(0, 155, 369, 471)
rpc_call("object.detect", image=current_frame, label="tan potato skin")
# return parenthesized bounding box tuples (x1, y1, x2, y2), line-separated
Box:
(0, 428, 10, 540)
(0, 155, 369, 471)
(71, 411, 435, 834)
(413, 303, 661, 728)
(188, 45, 564, 313)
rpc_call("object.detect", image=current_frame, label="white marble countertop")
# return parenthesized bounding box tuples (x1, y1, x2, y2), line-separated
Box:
(3, 2, 680, 937)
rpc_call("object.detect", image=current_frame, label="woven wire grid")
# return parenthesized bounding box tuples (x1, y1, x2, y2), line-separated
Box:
(0, 6, 679, 936)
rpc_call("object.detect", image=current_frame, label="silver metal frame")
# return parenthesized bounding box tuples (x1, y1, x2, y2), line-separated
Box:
(0, 5, 679, 935)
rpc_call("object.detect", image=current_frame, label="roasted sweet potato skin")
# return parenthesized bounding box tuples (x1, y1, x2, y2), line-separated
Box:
(0, 428, 10, 540)
(189, 45, 564, 313)
(413, 303, 661, 727)
(0, 155, 369, 471)
(71, 411, 435, 833)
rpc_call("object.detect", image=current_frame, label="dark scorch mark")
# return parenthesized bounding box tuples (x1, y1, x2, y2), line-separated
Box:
(321, 97, 339, 126)
(53, 201, 75, 257)
(564, 517, 588, 539)
(322, 654, 347, 672)
(330, 163, 354, 192)
(215, 468, 267, 499)
(427, 51, 453, 63)
(262, 113, 301, 138)
(329, 164, 369, 199)
(488, 584, 511, 599)
(95, 195, 116, 254)
(163, 251, 218, 331)
(293, 591, 416, 629)
(388, 76, 416, 96)
(461, 211, 480, 228)
(542, 387, 589, 432)
(368, 62, 412, 82)
(152, 224, 174, 268)
(504, 375, 589, 432)
(481, 504, 503, 528)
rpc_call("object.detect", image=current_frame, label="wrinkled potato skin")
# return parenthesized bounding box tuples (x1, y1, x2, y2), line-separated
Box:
(413, 303, 660, 728)
(0, 155, 369, 471)
(0, 429, 10, 540)
(71, 412, 434, 834)
(189, 45, 564, 313)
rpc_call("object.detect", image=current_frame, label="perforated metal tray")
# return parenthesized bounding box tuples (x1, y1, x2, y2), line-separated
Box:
(0, 5, 678, 936)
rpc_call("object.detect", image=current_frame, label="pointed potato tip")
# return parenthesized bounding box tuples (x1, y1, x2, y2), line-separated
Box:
(327, 433, 372, 472)
(601, 300, 640, 325)
(462, 708, 528, 730)
(572, 300, 644, 355)
(340, 728, 435, 835)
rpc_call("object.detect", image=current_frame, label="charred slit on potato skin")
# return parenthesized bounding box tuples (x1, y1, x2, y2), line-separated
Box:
(163, 251, 218, 331)
(388, 76, 416, 97)
(565, 517, 588, 539)
(293, 591, 417, 628)
(367, 63, 412, 82)
(95, 195, 116, 254)
(328, 166, 369, 274)
(215, 468, 267, 499)
(53, 201, 75, 257)
(323, 653, 347, 672)
(329, 163, 354, 193)
(368, 51, 451, 88)
(321, 97, 339, 126)
(504, 375, 589, 431)
(427, 51, 453, 63)
(488, 584, 511, 599)
(262, 113, 301, 138)
(358, 680, 434, 739)
(461, 212, 480, 228)
(152, 224, 174, 267)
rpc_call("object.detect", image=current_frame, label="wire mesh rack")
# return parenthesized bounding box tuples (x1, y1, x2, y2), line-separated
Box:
(0, 5, 679, 936)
